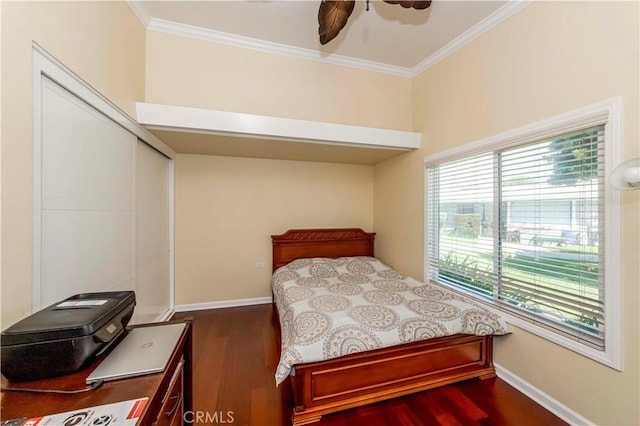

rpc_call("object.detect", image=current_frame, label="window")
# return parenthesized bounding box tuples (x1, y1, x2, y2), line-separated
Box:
(425, 99, 622, 369)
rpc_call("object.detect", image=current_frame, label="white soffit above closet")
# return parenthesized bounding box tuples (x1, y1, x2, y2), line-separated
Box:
(136, 102, 421, 165)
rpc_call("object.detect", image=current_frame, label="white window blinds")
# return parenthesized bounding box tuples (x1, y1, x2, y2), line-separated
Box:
(426, 126, 605, 349)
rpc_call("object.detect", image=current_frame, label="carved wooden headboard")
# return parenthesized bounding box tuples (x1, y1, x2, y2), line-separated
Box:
(271, 228, 376, 271)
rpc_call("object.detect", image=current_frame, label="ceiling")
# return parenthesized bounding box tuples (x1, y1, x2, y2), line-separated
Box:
(130, 0, 513, 73)
(149, 129, 413, 164)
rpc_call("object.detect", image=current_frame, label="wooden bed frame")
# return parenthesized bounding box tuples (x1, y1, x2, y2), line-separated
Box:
(272, 228, 496, 425)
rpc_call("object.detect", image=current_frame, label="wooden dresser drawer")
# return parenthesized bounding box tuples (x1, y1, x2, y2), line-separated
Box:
(153, 359, 184, 426)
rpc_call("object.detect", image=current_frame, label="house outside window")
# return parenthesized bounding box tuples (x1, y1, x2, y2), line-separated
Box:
(424, 99, 622, 369)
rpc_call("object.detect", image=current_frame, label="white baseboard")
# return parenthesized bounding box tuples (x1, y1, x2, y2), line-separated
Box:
(157, 308, 175, 322)
(175, 296, 272, 312)
(495, 363, 593, 426)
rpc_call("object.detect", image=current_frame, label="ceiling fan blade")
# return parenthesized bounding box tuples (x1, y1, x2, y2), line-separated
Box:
(318, 0, 356, 45)
(383, 0, 432, 10)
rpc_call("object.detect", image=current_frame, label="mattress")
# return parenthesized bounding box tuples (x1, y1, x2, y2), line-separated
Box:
(272, 256, 509, 385)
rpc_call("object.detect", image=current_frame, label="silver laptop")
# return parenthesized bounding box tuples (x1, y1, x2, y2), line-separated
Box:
(86, 322, 186, 384)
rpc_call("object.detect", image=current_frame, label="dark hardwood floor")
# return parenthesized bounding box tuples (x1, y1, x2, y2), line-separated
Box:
(174, 305, 567, 426)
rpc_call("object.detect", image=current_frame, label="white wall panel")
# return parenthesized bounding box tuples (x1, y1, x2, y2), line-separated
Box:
(41, 211, 134, 306)
(39, 77, 137, 307)
(135, 142, 171, 323)
(42, 80, 135, 211)
(36, 74, 173, 321)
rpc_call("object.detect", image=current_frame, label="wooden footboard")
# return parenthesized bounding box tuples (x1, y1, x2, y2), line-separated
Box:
(288, 334, 495, 425)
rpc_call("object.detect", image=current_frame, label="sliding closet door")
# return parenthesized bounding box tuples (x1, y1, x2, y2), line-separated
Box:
(39, 77, 136, 306)
(135, 142, 171, 323)
(36, 75, 173, 322)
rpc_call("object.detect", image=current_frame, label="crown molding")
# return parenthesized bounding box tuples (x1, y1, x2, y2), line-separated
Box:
(126, 0, 150, 28)
(129, 0, 531, 78)
(146, 17, 413, 78)
(411, 0, 534, 77)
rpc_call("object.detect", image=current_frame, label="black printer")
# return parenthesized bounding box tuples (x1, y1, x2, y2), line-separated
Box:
(1, 291, 135, 382)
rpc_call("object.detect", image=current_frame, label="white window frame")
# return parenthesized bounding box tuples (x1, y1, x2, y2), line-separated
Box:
(424, 98, 622, 370)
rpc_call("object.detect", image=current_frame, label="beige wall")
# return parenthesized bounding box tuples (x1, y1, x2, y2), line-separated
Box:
(145, 31, 411, 306)
(1, 1, 146, 327)
(145, 31, 413, 130)
(174, 154, 373, 305)
(374, 2, 639, 424)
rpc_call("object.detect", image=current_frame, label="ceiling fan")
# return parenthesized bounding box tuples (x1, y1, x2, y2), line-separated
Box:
(319, 0, 432, 45)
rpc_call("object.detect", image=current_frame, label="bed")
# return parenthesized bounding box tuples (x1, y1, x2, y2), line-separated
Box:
(271, 228, 509, 425)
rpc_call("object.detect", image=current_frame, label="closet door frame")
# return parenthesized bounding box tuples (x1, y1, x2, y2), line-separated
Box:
(32, 44, 176, 319)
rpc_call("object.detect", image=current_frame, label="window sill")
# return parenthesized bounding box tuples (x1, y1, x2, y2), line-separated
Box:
(428, 280, 623, 371)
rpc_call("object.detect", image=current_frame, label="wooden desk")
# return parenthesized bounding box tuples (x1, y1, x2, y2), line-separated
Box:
(0, 319, 192, 426)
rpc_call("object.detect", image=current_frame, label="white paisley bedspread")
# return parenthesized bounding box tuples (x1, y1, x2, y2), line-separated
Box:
(272, 256, 509, 385)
